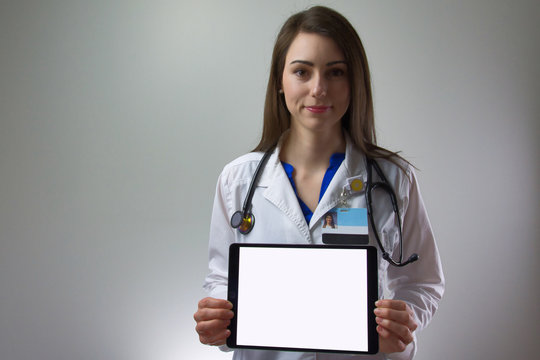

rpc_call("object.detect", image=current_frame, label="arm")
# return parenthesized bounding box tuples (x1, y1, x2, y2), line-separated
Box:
(388, 167, 445, 329)
(203, 172, 236, 300)
(381, 167, 445, 358)
(195, 173, 237, 347)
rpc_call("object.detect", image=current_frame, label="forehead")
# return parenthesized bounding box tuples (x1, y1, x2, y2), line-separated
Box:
(285, 32, 345, 63)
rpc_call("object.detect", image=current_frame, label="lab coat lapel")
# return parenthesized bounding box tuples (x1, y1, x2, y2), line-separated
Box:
(310, 135, 368, 229)
(310, 165, 348, 228)
(258, 148, 312, 242)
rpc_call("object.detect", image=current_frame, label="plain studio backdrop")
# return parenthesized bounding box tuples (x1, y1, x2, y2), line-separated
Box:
(0, 1, 538, 359)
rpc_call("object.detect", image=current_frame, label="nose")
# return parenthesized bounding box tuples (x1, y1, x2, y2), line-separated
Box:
(310, 74, 327, 98)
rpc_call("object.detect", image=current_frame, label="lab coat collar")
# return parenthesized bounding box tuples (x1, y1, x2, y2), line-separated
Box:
(259, 131, 312, 241)
(256, 131, 288, 188)
(256, 131, 368, 236)
(310, 132, 368, 228)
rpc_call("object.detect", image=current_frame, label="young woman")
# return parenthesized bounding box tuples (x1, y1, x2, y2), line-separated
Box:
(322, 214, 336, 229)
(194, 6, 444, 360)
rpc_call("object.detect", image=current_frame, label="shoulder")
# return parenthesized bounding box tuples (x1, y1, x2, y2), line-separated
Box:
(223, 151, 264, 169)
(374, 156, 414, 180)
(218, 151, 265, 187)
(371, 156, 416, 196)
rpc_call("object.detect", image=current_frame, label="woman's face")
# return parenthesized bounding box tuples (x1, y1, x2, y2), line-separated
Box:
(325, 215, 333, 224)
(281, 32, 350, 135)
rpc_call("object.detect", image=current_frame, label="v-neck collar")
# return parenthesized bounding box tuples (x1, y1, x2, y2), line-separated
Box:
(280, 153, 345, 223)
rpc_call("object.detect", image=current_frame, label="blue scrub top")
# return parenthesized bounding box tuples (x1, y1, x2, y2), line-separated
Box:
(281, 153, 345, 224)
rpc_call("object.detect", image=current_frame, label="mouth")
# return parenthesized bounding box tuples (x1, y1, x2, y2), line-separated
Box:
(305, 105, 331, 114)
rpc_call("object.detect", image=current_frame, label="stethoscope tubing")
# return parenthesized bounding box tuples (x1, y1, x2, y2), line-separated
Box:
(230, 147, 275, 234)
(366, 158, 418, 267)
(231, 148, 418, 266)
(241, 147, 274, 219)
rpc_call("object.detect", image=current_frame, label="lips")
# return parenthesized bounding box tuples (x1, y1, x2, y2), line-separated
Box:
(305, 105, 331, 113)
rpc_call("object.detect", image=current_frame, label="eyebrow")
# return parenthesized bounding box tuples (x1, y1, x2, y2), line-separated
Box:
(289, 60, 347, 66)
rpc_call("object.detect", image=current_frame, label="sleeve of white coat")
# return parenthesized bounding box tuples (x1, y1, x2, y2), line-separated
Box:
(385, 167, 445, 360)
(202, 172, 236, 301)
(202, 173, 236, 353)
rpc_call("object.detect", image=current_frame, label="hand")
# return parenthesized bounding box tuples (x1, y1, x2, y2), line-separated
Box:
(374, 299, 418, 354)
(194, 297, 234, 346)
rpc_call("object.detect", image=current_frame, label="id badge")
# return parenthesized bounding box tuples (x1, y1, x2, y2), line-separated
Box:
(321, 208, 369, 245)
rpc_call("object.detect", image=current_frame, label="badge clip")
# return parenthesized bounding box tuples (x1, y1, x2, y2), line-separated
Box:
(339, 188, 350, 208)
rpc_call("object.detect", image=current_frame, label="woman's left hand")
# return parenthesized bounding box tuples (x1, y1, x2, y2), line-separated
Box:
(374, 299, 418, 354)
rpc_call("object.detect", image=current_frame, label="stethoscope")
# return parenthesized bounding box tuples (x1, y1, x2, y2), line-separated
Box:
(365, 158, 419, 267)
(230, 148, 419, 267)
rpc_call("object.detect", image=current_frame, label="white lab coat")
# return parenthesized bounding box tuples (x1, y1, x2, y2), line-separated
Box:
(203, 134, 444, 360)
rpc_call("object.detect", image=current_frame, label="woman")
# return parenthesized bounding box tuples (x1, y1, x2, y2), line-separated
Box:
(322, 213, 336, 229)
(194, 6, 444, 360)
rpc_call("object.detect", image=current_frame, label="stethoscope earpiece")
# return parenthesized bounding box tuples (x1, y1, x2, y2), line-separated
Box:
(382, 251, 419, 267)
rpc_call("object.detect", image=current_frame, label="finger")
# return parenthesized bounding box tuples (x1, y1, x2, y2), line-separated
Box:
(194, 307, 234, 322)
(374, 307, 410, 325)
(199, 328, 231, 346)
(375, 300, 418, 330)
(406, 306, 419, 331)
(375, 299, 407, 311)
(198, 297, 233, 310)
(377, 326, 407, 353)
(376, 316, 414, 344)
(195, 318, 231, 343)
(196, 318, 231, 334)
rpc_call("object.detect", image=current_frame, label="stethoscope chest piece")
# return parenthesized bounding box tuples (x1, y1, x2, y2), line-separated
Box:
(230, 147, 274, 236)
(231, 210, 255, 235)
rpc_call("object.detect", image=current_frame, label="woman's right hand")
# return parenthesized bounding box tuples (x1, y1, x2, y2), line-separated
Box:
(194, 297, 234, 346)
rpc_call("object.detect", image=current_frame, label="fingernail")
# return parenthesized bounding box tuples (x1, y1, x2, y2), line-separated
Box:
(375, 300, 381, 306)
(374, 308, 381, 315)
(375, 316, 382, 324)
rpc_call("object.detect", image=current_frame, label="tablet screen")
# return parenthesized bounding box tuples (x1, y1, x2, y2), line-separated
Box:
(227, 244, 378, 354)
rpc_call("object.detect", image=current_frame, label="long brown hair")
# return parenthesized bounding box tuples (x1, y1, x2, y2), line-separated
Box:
(253, 6, 406, 165)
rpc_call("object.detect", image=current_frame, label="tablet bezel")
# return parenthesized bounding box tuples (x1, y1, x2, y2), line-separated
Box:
(227, 243, 379, 354)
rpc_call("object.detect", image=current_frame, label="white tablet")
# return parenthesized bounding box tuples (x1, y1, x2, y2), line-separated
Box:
(227, 244, 379, 354)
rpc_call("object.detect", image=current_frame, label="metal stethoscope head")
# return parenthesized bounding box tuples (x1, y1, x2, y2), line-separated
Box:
(230, 147, 274, 235)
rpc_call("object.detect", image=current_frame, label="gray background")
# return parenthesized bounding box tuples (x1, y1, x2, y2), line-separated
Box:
(1, 0, 539, 359)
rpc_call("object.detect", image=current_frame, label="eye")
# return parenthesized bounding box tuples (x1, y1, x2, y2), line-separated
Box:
(293, 68, 308, 78)
(329, 68, 346, 77)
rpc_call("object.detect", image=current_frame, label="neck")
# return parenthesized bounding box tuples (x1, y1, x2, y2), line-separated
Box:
(280, 126, 345, 171)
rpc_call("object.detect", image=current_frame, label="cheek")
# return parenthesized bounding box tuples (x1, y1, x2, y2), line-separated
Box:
(341, 82, 351, 98)
(336, 85, 351, 107)
(282, 81, 304, 111)
(328, 79, 349, 98)
(282, 77, 298, 97)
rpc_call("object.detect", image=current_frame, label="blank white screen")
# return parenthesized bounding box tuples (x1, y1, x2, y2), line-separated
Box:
(236, 247, 368, 352)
